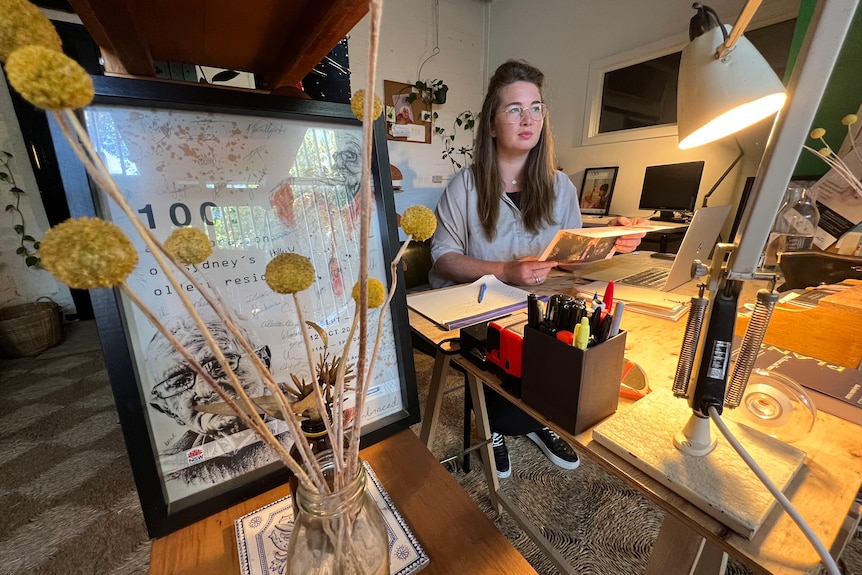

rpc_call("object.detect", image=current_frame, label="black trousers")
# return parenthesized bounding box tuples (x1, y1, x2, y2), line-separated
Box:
(483, 387, 543, 436)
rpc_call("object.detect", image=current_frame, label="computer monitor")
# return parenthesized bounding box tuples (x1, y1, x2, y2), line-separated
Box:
(638, 161, 705, 222)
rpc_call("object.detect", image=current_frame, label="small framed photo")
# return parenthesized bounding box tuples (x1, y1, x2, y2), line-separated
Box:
(579, 167, 619, 216)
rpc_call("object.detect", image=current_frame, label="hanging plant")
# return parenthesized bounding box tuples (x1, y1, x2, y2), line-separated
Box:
(1, 150, 41, 268)
(406, 79, 448, 105)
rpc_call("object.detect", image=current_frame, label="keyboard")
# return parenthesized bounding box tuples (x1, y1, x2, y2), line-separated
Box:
(619, 268, 669, 290)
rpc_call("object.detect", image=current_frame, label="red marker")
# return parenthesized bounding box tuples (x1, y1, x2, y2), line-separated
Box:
(602, 281, 614, 319)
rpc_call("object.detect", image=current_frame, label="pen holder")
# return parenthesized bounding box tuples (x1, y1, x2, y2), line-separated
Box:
(521, 325, 626, 436)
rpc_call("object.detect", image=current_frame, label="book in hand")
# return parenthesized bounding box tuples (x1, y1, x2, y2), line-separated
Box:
(407, 274, 534, 330)
(539, 224, 678, 264)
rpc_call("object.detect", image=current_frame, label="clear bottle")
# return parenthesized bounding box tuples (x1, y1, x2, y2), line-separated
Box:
(761, 186, 820, 270)
(288, 417, 333, 515)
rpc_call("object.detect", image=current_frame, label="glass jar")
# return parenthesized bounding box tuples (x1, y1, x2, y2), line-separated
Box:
(288, 417, 333, 514)
(761, 185, 820, 270)
(287, 452, 389, 575)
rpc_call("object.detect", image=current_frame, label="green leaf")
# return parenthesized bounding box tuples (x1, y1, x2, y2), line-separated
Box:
(16, 246, 27, 254)
(10, 187, 24, 194)
(13, 224, 24, 233)
(5, 204, 14, 211)
(2, 151, 11, 158)
(25, 256, 40, 267)
(23, 235, 35, 242)
(211, 70, 240, 82)
(0, 172, 9, 181)
(33, 241, 40, 249)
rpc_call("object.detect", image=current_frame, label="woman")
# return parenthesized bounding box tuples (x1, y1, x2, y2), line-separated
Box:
(430, 59, 646, 478)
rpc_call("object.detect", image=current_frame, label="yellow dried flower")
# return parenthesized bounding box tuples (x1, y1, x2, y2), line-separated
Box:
(810, 127, 826, 139)
(5, 45, 94, 110)
(0, 0, 62, 62)
(165, 227, 212, 264)
(352, 279, 386, 308)
(265, 253, 315, 294)
(350, 89, 383, 121)
(40, 217, 138, 289)
(400, 205, 437, 241)
(842, 114, 858, 126)
(818, 147, 832, 157)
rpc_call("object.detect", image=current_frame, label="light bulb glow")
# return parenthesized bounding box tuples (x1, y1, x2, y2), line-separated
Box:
(679, 92, 786, 149)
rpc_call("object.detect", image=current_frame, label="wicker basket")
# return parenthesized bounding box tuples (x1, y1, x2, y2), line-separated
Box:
(0, 298, 65, 358)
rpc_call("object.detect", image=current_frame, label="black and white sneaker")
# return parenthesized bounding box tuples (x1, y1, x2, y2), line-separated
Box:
(492, 432, 512, 478)
(527, 427, 580, 470)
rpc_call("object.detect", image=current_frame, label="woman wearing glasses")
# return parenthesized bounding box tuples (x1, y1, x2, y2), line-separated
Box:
(430, 59, 645, 477)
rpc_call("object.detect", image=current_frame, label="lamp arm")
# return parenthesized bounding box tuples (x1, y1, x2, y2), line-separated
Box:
(702, 138, 744, 208)
(719, 0, 762, 57)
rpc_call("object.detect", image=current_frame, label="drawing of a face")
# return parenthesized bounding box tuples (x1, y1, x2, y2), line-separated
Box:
(147, 319, 270, 437)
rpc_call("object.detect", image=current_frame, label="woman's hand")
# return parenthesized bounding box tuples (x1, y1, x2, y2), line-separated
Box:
(503, 259, 558, 286)
(609, 216, 650, 253)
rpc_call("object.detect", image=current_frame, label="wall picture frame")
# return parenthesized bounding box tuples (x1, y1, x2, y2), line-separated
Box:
(579, 167, 619, 216)
(47, 76, 421, 538)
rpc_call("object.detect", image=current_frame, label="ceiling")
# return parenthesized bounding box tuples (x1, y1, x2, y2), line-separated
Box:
(66, 0, 368, 90)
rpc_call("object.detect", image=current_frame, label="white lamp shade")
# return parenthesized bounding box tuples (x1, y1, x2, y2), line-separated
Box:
(677, 25, 787, 149)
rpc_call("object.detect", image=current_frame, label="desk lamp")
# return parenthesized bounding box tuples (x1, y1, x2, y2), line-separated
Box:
(668, 0, 857, 570)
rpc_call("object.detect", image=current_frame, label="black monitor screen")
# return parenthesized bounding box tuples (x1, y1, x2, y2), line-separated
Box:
(638, 161, 705, 220)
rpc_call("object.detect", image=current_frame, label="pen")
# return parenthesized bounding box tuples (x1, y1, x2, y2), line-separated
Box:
(477, 283, 487, 303)
(609, 301, 625, 337)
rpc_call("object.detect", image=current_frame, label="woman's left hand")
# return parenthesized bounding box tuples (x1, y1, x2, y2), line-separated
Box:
(608, 216, 650, 253)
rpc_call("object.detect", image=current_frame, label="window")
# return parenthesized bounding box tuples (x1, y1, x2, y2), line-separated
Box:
(583, 18, 797, 146)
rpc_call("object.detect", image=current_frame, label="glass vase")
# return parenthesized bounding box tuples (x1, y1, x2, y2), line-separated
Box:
(287, 452, 390, 575)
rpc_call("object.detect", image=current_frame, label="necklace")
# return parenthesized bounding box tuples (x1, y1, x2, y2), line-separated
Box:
(510, 179, 517, 185)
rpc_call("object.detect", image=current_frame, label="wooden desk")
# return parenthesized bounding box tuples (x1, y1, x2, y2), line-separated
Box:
(412, 267, 862, 575)
(149, 429, 537, 575)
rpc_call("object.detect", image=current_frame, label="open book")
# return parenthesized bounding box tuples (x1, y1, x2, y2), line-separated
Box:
(539, 224, 679, 264)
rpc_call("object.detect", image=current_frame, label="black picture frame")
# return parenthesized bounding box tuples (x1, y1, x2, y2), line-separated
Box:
(47, 76, 420, 538)
(579, 166, 619, 216)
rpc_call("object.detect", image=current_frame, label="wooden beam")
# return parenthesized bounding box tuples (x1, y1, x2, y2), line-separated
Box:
(67, 0, 155, 76)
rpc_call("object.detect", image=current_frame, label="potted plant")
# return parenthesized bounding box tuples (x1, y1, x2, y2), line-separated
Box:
(406, 79, 448, 105)
(433, 110, 476, 170)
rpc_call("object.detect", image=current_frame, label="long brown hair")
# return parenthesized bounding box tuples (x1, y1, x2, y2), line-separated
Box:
(472, 59, 557, 240)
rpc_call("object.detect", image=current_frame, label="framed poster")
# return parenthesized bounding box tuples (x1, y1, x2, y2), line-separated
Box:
(48, 76, 420, 537)
(579, 166, 619, 216)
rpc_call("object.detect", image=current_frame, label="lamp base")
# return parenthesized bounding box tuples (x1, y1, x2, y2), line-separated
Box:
(593, 389, 805, 539)
(674, 413, 718, 456)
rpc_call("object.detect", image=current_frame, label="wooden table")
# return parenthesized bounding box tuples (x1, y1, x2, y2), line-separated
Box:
(149, 429, 537, 575)
(412, 264, 862, 575)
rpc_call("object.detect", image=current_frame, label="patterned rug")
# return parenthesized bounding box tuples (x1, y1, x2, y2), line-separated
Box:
(0, 320, 859, 574)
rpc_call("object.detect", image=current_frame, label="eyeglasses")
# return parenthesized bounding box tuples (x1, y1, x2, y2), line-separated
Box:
(498, 103, 546, 123)
(152, 345, 271, 400)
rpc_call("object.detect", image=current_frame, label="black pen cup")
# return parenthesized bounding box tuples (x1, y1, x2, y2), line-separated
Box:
(520, 325, 626, 435)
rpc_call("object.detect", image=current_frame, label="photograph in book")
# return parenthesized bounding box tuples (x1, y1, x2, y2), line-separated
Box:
(538, 225, 675, 264)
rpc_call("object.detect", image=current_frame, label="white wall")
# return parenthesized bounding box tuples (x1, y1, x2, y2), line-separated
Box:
(349, 0, 489, 221)
(0, 71, 75, 313)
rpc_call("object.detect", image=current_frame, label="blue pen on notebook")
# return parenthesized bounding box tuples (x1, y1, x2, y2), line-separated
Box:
(477, 283, 487, 303)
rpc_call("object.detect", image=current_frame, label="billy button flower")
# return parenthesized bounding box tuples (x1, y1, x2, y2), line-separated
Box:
(39, 217, 138, 289)
(0, 0, 62, 62)
(352, 279, 386, 308)
(400, 205, 437, 241)
(350, 90, 383, 121)
(265, 253, 315, 294)
(164, 227, 212, 265)
(5, 45, 94, 110)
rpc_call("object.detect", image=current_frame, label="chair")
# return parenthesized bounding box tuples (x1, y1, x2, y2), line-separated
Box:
(777, 251, 862, 290)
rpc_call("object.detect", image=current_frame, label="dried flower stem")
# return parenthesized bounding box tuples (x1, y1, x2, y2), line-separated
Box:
(802, 144, 862, 196)
(346, 0, 384, 482)
(333, 313, 360, 470)
(53, 109, 328, 490)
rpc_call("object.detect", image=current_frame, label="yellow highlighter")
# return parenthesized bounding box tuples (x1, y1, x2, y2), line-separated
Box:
(575, 317, 590, 350)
